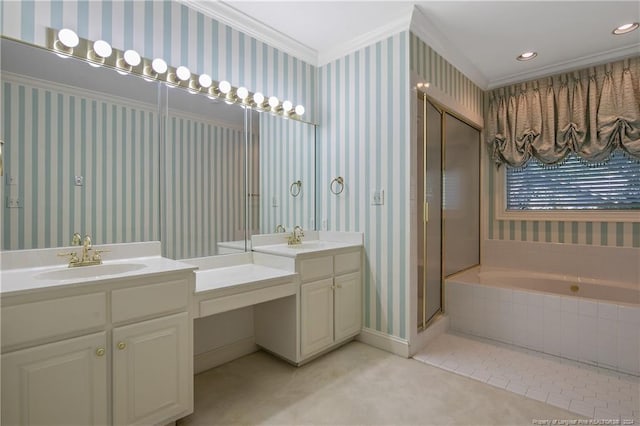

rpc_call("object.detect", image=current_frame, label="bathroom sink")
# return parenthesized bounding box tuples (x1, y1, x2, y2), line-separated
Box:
(36, 263, 146, 281)
(290, 241, 334, 250)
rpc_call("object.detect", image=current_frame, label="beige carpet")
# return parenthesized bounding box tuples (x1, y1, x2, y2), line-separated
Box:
(179, 341, 579, 425)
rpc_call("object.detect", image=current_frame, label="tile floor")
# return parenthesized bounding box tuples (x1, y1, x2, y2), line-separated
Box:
(414, 331, 639, 423)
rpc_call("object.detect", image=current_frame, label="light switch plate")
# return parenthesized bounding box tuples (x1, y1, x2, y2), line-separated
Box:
(74, 176, 84, 186)
(371, 189, 384, 205)
(6, 196, 21, 208)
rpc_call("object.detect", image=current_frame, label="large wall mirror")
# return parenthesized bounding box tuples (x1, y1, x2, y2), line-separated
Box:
(0, 37, 317, 259)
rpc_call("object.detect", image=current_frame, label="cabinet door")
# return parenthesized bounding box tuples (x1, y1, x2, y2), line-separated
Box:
(300, 278, 334, 358)
(1, 332, 108, 426)
(112, 312, 191, 426)
(334, 272, 362, 342)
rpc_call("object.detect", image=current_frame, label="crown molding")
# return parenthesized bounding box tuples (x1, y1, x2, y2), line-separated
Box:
(410, 6, 489, 90)
(316, 14, 412, 67)
(178, 0, 318, 65)
(487, 43, 640, 89)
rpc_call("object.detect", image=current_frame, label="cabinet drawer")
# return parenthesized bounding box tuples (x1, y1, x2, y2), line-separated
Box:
(334, 250, 361, 275)
(299, 256, 333, 282)
(112, 279, 188, 324)
(1, 293, 106, 349)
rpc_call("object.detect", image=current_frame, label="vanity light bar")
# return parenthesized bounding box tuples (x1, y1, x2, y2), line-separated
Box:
(46, 28, 308, 122)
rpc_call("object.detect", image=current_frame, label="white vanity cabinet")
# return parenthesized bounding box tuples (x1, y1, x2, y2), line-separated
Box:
(253, 242, 363, 365)
(299, 250, 362, 359)
(1, 331, 109, 425)
(112, 312, 190, 426)
(1, 270, 194, 426)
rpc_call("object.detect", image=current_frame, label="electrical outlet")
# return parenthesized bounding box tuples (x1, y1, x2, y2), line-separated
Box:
(371, 189, 384, 205)
(74, 176, 84, 186)
(6, 196, 21, 208)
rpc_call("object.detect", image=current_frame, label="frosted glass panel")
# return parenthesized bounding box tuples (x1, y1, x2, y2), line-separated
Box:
(443, 114, 480, 276)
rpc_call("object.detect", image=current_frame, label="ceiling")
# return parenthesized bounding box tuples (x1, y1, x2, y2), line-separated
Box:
(186, 1, 640, 89)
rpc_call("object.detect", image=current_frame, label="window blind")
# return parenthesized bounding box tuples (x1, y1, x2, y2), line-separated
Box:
(506, 151, 640, 210)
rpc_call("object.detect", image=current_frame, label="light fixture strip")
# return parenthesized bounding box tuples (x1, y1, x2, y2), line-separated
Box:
(46, 28, 310, 123)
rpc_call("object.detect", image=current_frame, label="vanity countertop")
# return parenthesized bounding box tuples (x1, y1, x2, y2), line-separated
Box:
(194, 263, 297, 295)
(251, 231, 364, 259)
(0, 256, 196, 296)
(252, 240, 362, 258)
(0, 242, 196, 297)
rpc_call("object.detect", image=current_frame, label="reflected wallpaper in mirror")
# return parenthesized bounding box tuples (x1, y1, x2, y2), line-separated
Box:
(0, 37, 317, 258)
(161, 87, 249, 259)
(1, 38, 161, 250)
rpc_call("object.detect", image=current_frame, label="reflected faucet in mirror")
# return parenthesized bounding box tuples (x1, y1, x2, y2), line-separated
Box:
(275, 224, 286, 233)
(59, 233, 108, 267)
(287, 226, 304, 246)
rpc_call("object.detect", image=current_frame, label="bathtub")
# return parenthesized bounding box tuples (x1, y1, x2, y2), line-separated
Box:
(445, 266, 640, 376)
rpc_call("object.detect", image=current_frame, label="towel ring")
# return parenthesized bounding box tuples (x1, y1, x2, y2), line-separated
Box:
(330, 176, 344, 195)
(290, 180, 302, 197)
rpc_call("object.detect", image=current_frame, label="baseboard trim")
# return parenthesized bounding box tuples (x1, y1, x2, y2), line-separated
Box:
(409, 314, 449, 357)
(194, 337, 258, 374)
(356, 328, 410, 358)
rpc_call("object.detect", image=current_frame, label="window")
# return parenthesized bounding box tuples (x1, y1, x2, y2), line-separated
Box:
(496, 150, 640, 222)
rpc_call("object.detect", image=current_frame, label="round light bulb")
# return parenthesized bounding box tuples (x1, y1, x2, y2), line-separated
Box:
(58, 28, 79, 48)
(93, 40, 112, 58)
(218, 80, 231, 94)
(198, 74, 212, 88)
(176, 66, 191, 81)
(282, 100, 293, 112)
(295, 105, 305, 116)
(237, 87, 249, 100)
(151, 58, 168, 74)
(268, 96, 279, 108)
(123, 49, 141, 67)
(253, 92, 265, 105)
(613, 22, 639, 35)
(516, 51, 537, 61)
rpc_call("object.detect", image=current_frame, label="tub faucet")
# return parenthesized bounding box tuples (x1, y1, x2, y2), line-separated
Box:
(288, 226, 304, 246)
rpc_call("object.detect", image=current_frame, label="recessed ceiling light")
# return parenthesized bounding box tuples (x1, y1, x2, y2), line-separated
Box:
(517, 51, 537, 61)
(613, 22, 639, 35)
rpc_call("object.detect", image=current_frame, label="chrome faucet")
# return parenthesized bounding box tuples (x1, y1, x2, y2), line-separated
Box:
(288, 226, 304, 246)
(275, 224, 286, 233)
(59, 232, 108, 267)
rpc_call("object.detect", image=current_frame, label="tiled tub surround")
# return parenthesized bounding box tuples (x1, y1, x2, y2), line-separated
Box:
(445, 266, 640, 376)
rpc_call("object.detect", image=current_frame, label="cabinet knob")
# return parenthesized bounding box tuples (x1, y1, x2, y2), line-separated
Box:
(95, 347, 105, 357)
(117, 341, 127, 350)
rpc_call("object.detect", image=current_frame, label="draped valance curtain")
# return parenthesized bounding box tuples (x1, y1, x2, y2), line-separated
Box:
(486, 57, 640, 168)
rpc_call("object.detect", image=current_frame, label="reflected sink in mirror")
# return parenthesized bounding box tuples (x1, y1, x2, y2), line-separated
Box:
(36, 263, 146, 281)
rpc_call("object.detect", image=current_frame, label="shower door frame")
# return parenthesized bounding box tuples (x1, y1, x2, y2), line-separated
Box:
(418, 92, 482, 331)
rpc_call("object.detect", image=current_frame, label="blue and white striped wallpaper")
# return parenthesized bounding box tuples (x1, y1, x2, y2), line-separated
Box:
(259, 114, 316, 234)
(409, 32, 484, 121)
(317, 32, 411, 339)
(1, 0, 316, 122)
(163, 112, 247, 260)
(1, 73, 160, 250)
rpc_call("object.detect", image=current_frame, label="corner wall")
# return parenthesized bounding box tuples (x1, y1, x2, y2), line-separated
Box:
(317, 32, 411, 340)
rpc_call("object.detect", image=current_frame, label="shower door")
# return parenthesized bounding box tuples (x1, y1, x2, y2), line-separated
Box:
(417, 94, 480, 330)
(417, 95, 442, 327)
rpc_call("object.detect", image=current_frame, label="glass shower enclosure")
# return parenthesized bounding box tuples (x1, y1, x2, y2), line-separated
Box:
(417, 93, 480, 329)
